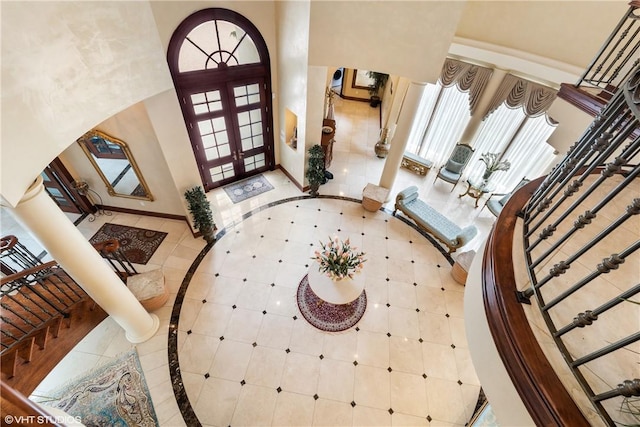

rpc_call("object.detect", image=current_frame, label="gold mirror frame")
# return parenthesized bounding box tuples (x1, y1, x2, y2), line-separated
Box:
(76, 129, 154, 201)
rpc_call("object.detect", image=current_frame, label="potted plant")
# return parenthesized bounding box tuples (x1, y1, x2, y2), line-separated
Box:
(305, 144, 326, 197)
(184, 185, 216, 243)
(367, 71, 389, 107)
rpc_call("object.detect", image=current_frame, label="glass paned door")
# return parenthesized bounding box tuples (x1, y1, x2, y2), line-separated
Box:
(41, 168, 82, 214)
(185, 78, 270, 189)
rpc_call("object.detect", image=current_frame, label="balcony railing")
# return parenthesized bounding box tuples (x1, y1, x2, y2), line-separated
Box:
(576, 1, 640, 100)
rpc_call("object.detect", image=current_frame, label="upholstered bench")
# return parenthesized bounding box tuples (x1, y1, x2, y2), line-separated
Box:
(401, 152, 433, 176)
(393, 186, 477, 253)
(126, 268, 168, 311)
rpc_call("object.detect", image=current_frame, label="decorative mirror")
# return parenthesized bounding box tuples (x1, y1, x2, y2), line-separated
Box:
(76, 130, 154, 201)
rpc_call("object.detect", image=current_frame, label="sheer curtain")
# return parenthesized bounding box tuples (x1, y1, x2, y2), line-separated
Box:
(464, 103, 558, 193)
(406, 83, 472, 166)
(406, 84, 439, 154)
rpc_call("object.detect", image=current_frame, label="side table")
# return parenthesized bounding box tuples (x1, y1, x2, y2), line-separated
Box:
(459, 179, 495, 208)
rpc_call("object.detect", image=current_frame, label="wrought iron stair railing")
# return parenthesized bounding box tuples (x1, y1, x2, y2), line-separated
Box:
(483, 65, 640, 426)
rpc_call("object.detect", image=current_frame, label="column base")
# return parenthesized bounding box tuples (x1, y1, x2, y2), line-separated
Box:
(125, 313, 160, 343)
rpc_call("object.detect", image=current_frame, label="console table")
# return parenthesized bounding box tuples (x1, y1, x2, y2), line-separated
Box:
(321, 118, 335, 169)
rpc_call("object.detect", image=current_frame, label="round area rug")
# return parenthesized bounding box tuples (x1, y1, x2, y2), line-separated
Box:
(296, 274, 367, 332)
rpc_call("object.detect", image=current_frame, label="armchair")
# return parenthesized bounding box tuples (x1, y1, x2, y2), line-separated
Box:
(483, 177, 530, 217)
(434, 144, 474, 191)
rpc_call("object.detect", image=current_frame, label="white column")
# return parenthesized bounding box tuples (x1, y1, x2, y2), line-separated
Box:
(9, 176, 159, 343)
(459, 68, 509, 145)
(379, 81, 428, 193)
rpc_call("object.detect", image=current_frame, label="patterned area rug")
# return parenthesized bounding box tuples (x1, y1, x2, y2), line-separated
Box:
(89, 224, 167, 265)
(223, 174, 274, 203)
(38, 349, 158, 427)
(296, 274, 367, 332)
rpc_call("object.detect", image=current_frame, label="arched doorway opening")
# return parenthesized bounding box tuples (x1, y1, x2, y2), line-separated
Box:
(167, 8, 274, 191)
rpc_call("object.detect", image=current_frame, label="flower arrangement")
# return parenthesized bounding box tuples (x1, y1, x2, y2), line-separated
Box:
(479, 152, 511, 181)
(480, 152, 511, 173)
(312, 236, 366, 280)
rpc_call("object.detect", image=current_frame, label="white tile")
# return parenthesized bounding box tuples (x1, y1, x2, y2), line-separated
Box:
(280, 351, 321, 395)
(271, 391, 316, 426)
(230, 384, 277, 426)
(317, 358, 355, 403)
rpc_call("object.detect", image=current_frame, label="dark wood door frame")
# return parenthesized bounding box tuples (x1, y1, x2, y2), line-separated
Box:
(167, 8, 275, 191)
(44, 158, 95, 214)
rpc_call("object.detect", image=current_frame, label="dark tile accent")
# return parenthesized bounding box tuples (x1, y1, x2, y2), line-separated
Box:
(387, 333, 391, 337)
(232, 305, 237, 309)
(252, 342, 257, 347)
(319, 354, 324, 360)
(388, 408, 394, 415)
(353, 361, 358, 366)
(202, 299, 207, 304)
(351, 401, 356, 407)
(204, 373, 210, 379)
(419, 338, 423, 343)
(427, 415, 432, 422)
(277, 387, 282, 393)
(386, 303, 390, 307)
(422, 373, 427, 379)
(219, 336, 224, 341)
(445, 313, 450, 318)
(292, 315, 297, 320)
(458, 380, 463, 385)
(262, 310, 267, 315)
(285, 348, 290, 353)
(416, 308, 420, 312)
(187, 330, 192, 335)
(451, 344, 456, 349)
(313, 394, 319, 400)
(355, 327, 359, 332)
(241, 379, 246, 386)
(387, 367, 392, 372)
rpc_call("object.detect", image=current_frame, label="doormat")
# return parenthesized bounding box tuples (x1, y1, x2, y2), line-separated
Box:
(223, 174, 274, 203)
(35, 348, 159, 427)
(296, 274, 367, 332)
(89, 224, 167, 265)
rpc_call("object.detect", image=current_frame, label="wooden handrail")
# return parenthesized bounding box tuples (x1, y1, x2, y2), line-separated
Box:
(91, 238, 120, 254)
(482, 177, 591, 426)
(0, 261, 58, 286)
(0, 381, 64, 427)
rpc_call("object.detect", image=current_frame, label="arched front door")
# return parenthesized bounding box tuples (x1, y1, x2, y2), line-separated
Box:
(167, 9, 274, 191)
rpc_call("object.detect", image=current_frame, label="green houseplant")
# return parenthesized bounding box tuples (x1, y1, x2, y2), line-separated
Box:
(366, 71, 389, 107)
(184, 185, 216, 243)
(305, 144, 326, 197)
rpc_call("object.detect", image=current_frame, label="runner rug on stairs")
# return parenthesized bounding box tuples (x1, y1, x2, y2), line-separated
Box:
(89, 224, 167, 264)
(223, 174, 274, 203)
(35, 348, 159, 426)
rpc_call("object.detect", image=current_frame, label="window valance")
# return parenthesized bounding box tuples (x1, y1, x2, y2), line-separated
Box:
(439, 58, 493, 115)
(484, 74, 557, 119)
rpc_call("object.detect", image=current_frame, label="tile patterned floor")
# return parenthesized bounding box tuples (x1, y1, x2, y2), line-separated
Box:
(17, 99, 503, 426)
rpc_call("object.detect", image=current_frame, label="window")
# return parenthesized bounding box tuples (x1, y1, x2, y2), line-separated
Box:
(465, 103, 558, 193)
(406, 83, 472, 166)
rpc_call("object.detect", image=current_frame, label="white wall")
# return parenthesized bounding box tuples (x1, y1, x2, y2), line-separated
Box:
(456, 1, 627, 69)
(1, 1, 172, 207)
(308, 1, 465, 84)
(275, 0, 312, 187)
(61, 102, 185, 215)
